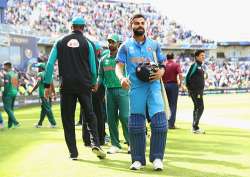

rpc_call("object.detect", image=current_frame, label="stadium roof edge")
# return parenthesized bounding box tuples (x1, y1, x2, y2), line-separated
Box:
(218, 41, 250, 46)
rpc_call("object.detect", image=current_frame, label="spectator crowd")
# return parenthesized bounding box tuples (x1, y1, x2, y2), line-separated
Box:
(1, 0, 249, 96)
(5, 0, 214, 45)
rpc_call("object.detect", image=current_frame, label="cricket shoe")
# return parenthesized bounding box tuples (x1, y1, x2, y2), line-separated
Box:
(153, 159, 163, 171)
(92, 146, 106, 159)
(107, 146, 121, 154)
(130, 161, 143, 170)
(192, 128, 205, 134)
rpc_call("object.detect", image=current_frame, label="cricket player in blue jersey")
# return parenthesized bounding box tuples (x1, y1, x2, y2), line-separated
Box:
(115, 14, 168, 171)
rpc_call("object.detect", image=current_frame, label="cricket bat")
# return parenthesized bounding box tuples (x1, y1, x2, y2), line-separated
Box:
(153, 52, 170, 116)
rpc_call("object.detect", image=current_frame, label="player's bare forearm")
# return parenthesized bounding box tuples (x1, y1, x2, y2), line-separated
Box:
(115, 62, 130, 89)
(30, 82, 39, 94)
(115, 62, 125, 80)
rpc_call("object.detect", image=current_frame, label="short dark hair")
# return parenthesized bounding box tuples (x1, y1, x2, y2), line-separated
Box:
(195, 50, 205, 57)
(72, 24, 85, 30)
(3, 62, 12, 68)
(167, 53, 174, 60)
(130, 14, 146, 24)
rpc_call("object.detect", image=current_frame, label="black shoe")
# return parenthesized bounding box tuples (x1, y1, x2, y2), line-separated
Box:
(168, 125, 176, 129)
(92, 146, 106, 159)
(84, 143, 91, 147)
(70, 152, 78, 160)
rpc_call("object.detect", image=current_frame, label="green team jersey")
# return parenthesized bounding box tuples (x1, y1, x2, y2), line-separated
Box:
(98, 54, 121, 88)
(3, 70, 18, 97)
(37, 71, 45, 97)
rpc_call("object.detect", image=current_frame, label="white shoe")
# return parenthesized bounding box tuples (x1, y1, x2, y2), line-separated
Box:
(107, 146, 121, 154)
(49, 124, 57, 128)
(34, 124, 42, 128)
(127, 146, 131, 154)
(130, 161, 143, 170)
(192, 128, 205, 134)
(153, 159, 163, 171)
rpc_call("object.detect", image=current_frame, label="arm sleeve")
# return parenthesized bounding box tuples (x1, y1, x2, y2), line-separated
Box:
(116, 43, 127, 64)
(97, 58, 104, 84)
(185, 63, 197, 86)
(44, 41, 58, 87)
(156, 42, 165, 63)
(87, 40, 97, 85)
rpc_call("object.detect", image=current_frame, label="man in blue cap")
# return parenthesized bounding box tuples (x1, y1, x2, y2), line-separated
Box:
(44, 16, 106, 160)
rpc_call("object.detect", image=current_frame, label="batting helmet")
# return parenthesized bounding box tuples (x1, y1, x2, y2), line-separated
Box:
(136, 62, 159, 82)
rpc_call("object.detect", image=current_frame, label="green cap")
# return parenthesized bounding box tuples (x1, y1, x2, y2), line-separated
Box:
(35, 63, 46, 69)
(107, 34, 119, 43)
(71, 17, 86, 25)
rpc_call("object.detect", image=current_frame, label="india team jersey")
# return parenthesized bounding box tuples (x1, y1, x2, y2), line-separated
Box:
(116, 37, 165, 88)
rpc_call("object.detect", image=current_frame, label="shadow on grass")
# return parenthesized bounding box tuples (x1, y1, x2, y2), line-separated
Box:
(74, 158, 242, 177)
(166, 156, 249, 170)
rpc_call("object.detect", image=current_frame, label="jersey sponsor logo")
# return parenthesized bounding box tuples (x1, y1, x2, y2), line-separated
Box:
(130, 57, 145, 63)
(67, 39, 80, 48)
(128, 46, 135, 54)
(103, 66, 115, 71)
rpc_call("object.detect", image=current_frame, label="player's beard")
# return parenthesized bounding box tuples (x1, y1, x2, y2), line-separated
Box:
(133, 27, 145, 36)
(109, 46, 117, 52)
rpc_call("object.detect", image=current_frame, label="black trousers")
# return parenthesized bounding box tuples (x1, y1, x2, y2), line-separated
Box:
(80, 84, 106, 146)
(60, 90, 100, 157)
(189, 91, 204, 130)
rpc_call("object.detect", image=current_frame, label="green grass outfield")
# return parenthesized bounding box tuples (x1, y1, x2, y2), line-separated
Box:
(0, 93, 250, 177)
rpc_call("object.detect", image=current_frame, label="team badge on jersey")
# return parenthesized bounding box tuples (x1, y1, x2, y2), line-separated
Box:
(147, 47, 152, 52)
(67, 39, 80, 48)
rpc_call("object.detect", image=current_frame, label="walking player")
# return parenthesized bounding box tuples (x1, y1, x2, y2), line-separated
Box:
(44, 17, 106, 160)
(2, 62, 20, 128)
(29, 63, 57, 128)
(115, 14, 168, 171)
(185, 50, 206, 134)
(163, 53, 183, 129)
(94, 34, 129, 154)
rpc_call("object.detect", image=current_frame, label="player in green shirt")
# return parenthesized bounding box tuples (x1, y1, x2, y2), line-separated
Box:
(29, 63, 56, 128)
(94, 34, 129, 154)
(2, 61, 20, 128)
